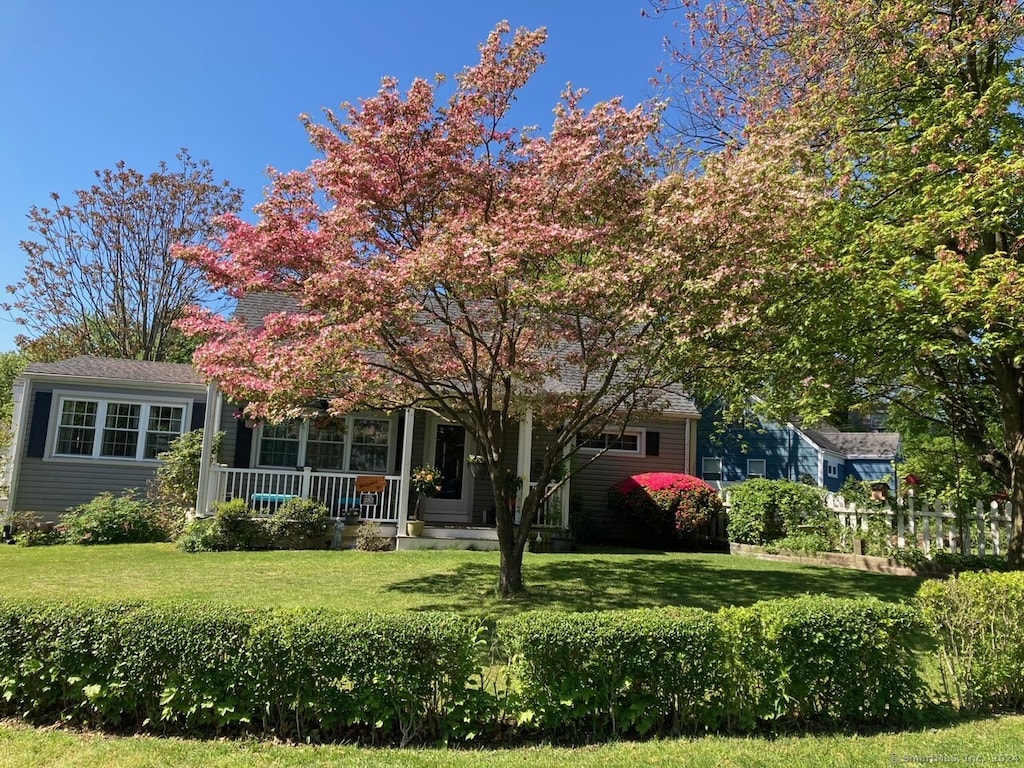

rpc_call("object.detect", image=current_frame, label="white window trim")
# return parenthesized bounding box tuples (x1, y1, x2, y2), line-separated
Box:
(747, 458, 767, 479)
(702, 457, 723, 480)
(47, 391, 191, 463)
(827, 462, 839, 478)
(577, 427, 646, 456)
(255, 412, 398, 473)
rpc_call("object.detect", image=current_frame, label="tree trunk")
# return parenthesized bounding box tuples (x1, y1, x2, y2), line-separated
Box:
(996, 359, 1024, 568)
(497, 534, 526, 596)
(1008, 448, 1024, 569)
(493, 480, 537, 597)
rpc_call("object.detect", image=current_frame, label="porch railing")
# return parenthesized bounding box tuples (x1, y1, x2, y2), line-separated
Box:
(526, 482, 564, 528)
(206, 465, 402, 522)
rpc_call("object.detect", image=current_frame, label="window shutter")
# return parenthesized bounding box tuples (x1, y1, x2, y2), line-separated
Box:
(646, 431, 660, 457)
(190, 402, 207, 431)
(233, 422, 253, 468)
(26, 391, 53, 458)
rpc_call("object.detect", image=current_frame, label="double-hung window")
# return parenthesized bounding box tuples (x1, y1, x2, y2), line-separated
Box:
(256, 414, 393, 472)
(702, 457, 723, 481)
(577, 429, 643, 455)
(53, 397, 187, 461)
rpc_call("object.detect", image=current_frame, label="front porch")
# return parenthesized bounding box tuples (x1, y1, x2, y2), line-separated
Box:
(202, 462, 565, 550)
(196, 391, 571, 548)
(206, 465, 404, 522)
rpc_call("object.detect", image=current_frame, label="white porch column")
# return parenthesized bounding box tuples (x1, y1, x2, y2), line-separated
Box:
(397, 407, 415, 530)
(194, 381, 221, 518)
(560, 436, 571, 530)
(516, 409, 534, 522)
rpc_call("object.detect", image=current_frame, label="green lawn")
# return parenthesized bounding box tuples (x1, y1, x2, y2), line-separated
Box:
(0, 543, 923, 617)
(3, 716, 1023, 767)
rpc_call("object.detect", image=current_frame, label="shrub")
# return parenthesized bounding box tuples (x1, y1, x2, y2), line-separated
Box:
(178, 497, 328, 552)
(499, 607, 732, 738)
(175, 516, 222, 553)
(8, 511, 62, 547)
(917, 571, 1024, 712)
(269, 497, 329, 549)
(722, 595, 925, 729)
(608, 473, 723, 542)
(354, 520, 392, 552)
(177, 498, 260, 552)
(727, 479, 829, 545)
(148, 428, 223, 539)
(61, 490, 169, 545)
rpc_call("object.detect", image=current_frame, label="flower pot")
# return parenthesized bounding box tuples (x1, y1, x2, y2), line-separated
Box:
(406, 519, 425, 537)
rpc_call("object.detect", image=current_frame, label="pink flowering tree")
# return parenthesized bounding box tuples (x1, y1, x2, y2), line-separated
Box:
(649, 0, 1024, 565)
(179, 23, 682, 596)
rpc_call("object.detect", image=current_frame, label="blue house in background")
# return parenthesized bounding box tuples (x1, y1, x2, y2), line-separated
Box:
(696, 404, 901, 493)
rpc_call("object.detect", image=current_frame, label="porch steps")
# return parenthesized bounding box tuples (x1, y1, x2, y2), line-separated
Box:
(395, 525, 500, 551)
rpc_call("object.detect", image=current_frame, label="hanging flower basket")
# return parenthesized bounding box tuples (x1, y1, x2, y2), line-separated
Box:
(467, 454, 486, 477)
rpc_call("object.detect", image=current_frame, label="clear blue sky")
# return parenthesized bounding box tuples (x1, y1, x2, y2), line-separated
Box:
(0, 0, 674, 354)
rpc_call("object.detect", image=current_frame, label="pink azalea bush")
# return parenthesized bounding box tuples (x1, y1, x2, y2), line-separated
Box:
(609, 472, 723, 541)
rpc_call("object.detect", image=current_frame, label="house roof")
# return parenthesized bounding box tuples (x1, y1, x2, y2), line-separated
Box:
(234, 292, 297, 328)
(22, 356, 205, 387)
(802, 425, 900, 459)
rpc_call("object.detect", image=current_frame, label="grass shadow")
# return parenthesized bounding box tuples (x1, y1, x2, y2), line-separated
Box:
(387, 551, 925, 616)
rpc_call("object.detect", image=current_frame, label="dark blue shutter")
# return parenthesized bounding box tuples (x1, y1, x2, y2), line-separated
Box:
(394, 411, 406, 473)
(646, 431, 660, 457)
(233, 421, 253, 468)
(26, 391, 53, 458)
(190, 402, 207, 431)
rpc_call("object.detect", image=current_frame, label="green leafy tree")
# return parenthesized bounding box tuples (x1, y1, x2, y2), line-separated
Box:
(0, 350, 29, 497)
(651, 0, 1024, 564)
(0, 350, 29, 435)
(5, 149, 242, 362)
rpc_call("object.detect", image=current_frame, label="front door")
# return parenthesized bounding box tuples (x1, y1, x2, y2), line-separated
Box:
(423, 419, 473, 522)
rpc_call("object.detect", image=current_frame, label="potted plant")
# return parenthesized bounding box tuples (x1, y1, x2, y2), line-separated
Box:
(467, 454, 487, 478)
(408, 465, 442, 536)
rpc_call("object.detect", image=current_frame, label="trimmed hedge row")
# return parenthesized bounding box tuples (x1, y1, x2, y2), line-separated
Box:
(499, 597, 923, 738)
(0, 601, 479, 745)
(2, 574, 1021, 745)
(499, 607, 732, 737)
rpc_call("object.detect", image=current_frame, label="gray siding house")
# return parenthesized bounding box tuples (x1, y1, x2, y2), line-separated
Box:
(189, 293, 702, 548)
(5, 357, 208, 518)
(201, 386, 699, 548)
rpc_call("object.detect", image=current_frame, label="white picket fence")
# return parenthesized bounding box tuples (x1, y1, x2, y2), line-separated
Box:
(825, 493, 1014, 557)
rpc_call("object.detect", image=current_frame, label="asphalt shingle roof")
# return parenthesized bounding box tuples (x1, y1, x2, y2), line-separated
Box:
(23, 356, 205, 387)
(802, 426, 901, 459)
